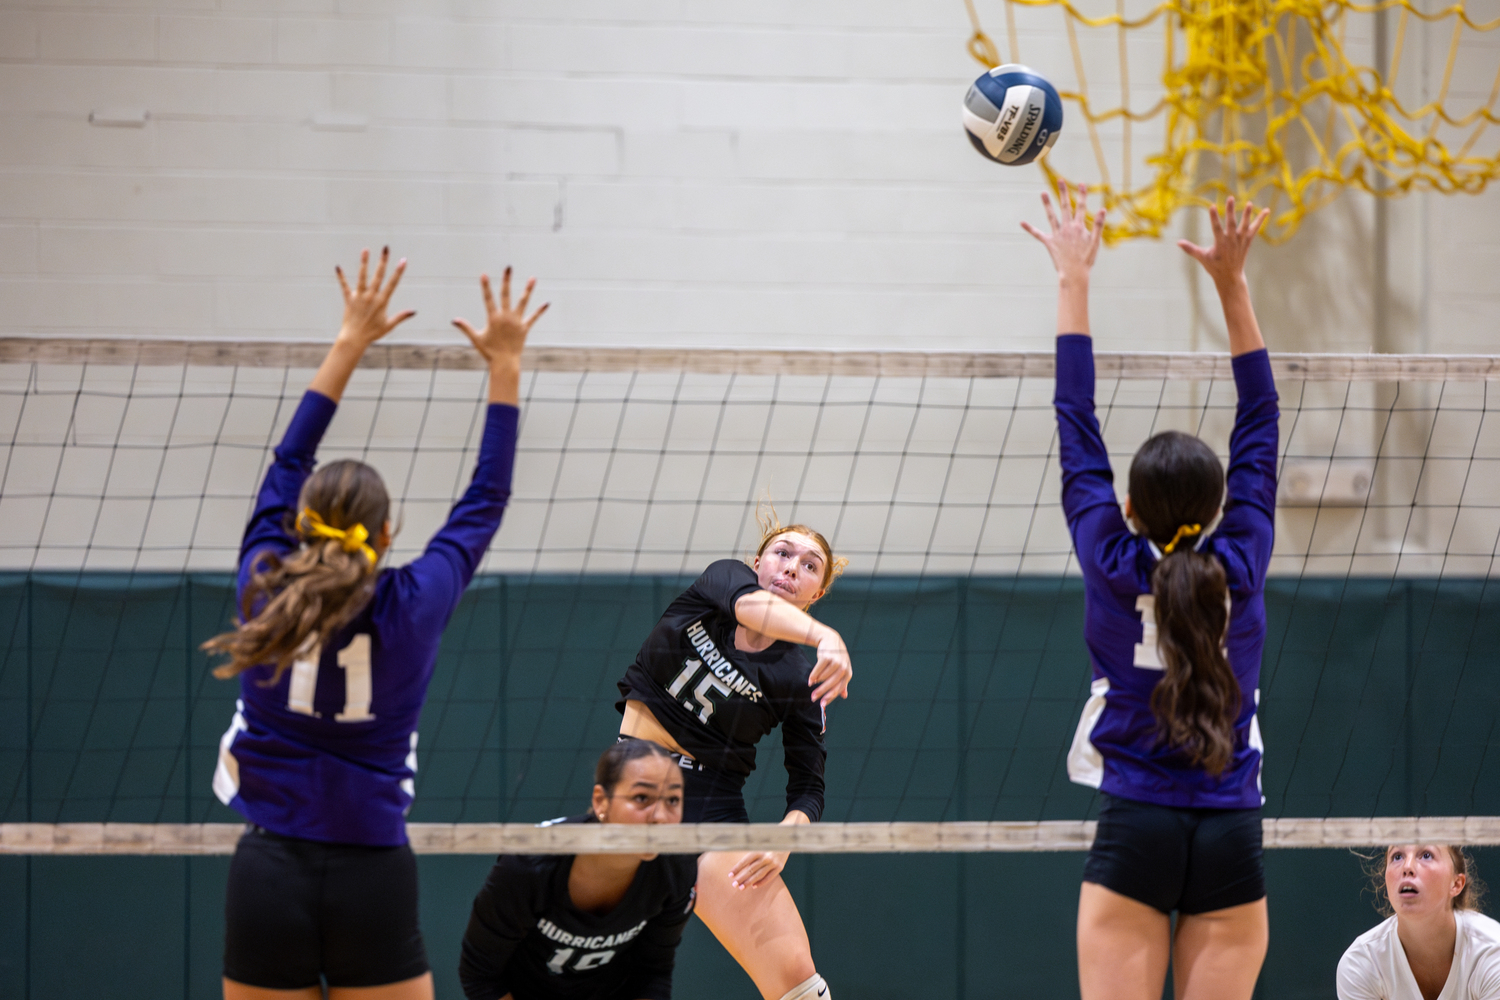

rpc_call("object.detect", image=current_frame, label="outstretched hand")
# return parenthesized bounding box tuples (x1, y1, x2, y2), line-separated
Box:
(1022, 181, 1105, 282)
(452, 267, 549, 368)
(1178, 196, 1268, 286)
(312, 247, 415, 402)
(334, 247, 415, 350)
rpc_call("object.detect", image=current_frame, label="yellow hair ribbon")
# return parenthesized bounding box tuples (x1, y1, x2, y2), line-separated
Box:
(299, 508, 378, 567)
(1161, 523, 1203, 555)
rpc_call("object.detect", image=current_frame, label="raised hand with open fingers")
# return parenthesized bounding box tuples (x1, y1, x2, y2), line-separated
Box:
(1177, 196, 1269, 287)
(453, 267, 549, 406)
(1180, 197, 1270, 356)
(311, 246, 416, 402)
(452, 267, 549, 368)
(334, 246, 416, 350)
(1021, 180, 1106, 283)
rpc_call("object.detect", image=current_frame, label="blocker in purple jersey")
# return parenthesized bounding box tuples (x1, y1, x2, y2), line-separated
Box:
(963, 64, 1064, 165)
(212, 389, 518, 846)
(1054, 334, 1279, 809)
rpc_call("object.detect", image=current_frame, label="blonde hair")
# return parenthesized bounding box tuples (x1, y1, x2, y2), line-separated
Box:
(751, 500, 848, 591)
(203, 460, 389, 685)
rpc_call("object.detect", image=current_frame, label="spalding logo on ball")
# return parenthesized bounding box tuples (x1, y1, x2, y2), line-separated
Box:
(963, 65, 1063, 166)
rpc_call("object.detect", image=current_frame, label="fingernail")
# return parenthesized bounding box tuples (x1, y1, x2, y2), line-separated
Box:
(382, 245, 389, 254)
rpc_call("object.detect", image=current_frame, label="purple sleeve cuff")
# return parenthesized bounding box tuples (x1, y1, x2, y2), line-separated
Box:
(479, 403, 519, 494)
(1231, 349, 1275, 400)
(1054, 334, 1094, 403)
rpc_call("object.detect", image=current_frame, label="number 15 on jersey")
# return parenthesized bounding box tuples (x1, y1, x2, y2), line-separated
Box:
(665, 658, 731, 724)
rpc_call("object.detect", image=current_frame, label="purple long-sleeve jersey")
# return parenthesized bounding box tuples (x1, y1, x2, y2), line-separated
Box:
(1054, 334, 1279, 809)
(212, 390, 518, 845)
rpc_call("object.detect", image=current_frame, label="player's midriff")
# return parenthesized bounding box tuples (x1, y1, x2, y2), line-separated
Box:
(614, 559, 827, 822)
(619, 700, 691, 758)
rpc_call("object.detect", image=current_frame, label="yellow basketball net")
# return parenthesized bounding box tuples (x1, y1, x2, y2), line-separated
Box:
(964, 0, 1500, 241)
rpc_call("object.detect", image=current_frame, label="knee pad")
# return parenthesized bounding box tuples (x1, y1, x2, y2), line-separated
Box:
(778, 974, 829, 1000)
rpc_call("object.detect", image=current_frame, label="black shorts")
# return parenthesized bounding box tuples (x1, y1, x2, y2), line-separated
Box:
(223, 825, 430, 989)
(679, 756, 750, 824)
(1082, 793, 1265, 915)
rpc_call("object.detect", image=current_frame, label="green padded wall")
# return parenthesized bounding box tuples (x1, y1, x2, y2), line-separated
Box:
(2, 573, 1497, 999)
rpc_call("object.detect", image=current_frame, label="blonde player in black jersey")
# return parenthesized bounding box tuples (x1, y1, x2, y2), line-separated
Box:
(615, 511, 850, 1000)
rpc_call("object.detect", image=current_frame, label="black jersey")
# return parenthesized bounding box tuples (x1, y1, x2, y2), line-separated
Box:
(615, 559, 827, 822)
(458, 816, 698, 1000)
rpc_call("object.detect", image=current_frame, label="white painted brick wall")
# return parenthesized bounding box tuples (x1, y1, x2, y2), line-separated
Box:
(36, 12, 159, 62)
(0, 0, 1496, 574)
(157, 15, 277, 64)
(4, 0, 1488, 353)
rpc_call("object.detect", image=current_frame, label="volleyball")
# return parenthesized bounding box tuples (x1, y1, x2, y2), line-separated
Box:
(962, 64, 1063, 165)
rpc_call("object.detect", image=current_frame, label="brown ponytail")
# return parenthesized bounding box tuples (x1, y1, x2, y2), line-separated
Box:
(1128, 431, 1239, 776)
(1150, 548, 1237, 774)
(203, 459, 390, 685)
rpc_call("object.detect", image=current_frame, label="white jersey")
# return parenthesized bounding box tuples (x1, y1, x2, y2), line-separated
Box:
(1338, 910, 1500, 1000)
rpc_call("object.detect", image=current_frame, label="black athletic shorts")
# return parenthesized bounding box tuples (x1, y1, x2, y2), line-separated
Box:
(679, 756, 751, 824)
(1082, 793, 1265, 915)
(223, 825, 430, 989)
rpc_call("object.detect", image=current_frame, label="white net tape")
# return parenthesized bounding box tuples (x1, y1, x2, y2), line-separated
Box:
(4, 816, 1499, 855)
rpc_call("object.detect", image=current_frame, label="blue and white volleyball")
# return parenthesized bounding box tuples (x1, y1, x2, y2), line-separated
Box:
(962, 65, 1063, 166)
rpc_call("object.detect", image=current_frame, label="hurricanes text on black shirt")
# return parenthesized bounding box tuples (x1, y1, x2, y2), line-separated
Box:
(616, 560, 827, 822)
(459, 815, 698, 1000)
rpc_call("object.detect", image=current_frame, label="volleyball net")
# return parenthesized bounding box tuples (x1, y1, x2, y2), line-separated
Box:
(1, 339, 1497, 854)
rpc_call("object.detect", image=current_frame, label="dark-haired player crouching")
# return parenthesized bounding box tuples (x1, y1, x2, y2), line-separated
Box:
(459, 740, 698, 1000)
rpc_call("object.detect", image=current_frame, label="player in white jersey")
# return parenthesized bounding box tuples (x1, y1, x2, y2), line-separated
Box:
(1339, 844, 1500, 1000)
